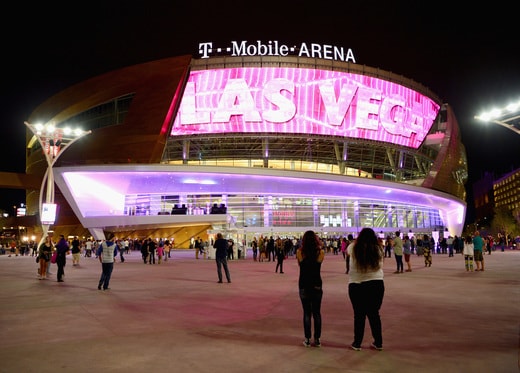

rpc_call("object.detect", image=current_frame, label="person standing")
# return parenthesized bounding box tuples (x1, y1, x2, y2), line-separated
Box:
(148, 238, 156, 264)
(258, 235, 266, 262)
(213, 233, 231, 283)
(157, 244, 164, 264)
(403, 235, 412, 272)
(422, 234, 432, 267)
(447, 236, 454, 257)
(347, 227, 385, 351)
(227, 239, 235, 260)
(384, 235, 392, 258)
(140, 239, 149, 263)
(344, 234, 354, 274)
(97, 234, 118, 290)
(267, 236, 275, 262)
(297, 230, 325, 348)
(452, 235, 461, 255)
(251, 237, 258, 262)
(463, 235, 474, 272)
(117, 240, 125, 263)
(473, 231, 485, 271)
(392, 231, 404, 273)
(195, 237, 202, 259)
(37, 236, 53, 280)
(163, 239, 171, 262)
(275, 241, 285, 274)
(85, 238, 93, 257)
(55, 235, 70, 282)
(71, 236, 81, 266)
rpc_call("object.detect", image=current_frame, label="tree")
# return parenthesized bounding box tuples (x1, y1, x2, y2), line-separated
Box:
(490, 206, 520, 245)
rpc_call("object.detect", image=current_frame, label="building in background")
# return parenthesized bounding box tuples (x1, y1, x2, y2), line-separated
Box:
(22, 51, 467, 246)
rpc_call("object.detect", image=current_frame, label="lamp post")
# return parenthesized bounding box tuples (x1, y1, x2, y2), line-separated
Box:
(24, 121, 91, 244)
(474, 100, 520, 135)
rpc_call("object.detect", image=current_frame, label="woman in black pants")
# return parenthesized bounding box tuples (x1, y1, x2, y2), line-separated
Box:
(297, 230, 325, 348)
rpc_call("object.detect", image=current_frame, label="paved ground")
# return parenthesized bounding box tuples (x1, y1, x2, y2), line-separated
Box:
(0, 248, 518, 373)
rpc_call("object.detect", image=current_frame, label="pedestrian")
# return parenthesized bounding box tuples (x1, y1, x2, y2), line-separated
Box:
(85, 238, 93, 257)
(403, 235, 412, 272)
(227, 239, 234, 260)
(148, 238, 156, 264)
(297, 230, 325, 348)
(97, 233, 118, 290)
(453, 235, 461, 255)
(275, 241, 285, 274)
(163, 239, 171, 261)
(447, 236, 454, 257)
(344, 234, 354, 274)
(347, 227, 385, 351)
(157, 244, 164, 264)
(140, 239, 149, 263)
(384, 235, 392, 258)
(258, 235, 266, 262)
(392, 231, 404, 273)
(463, 235, 474, 272)
(71, 236, 81, 266)
(267, 236, 275, 261)
(251, 237, 258, 261)
(213, 233, 231, 283)
(118, 240, 125, 263)
(37, 235, 53, 280)
(473, 231, 485, 271)
(422, 234, 432, 267)
(55, 235, 70, 282)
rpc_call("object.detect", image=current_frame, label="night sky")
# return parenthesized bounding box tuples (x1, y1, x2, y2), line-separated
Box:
(2, 2, 519, 224)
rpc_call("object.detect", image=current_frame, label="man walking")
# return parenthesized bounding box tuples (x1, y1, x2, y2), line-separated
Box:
(97, 233, 118, 291)
(213, 233, 231, 283)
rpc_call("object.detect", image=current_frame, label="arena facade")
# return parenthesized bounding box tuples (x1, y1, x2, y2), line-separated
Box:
(25, 41, 468, 246)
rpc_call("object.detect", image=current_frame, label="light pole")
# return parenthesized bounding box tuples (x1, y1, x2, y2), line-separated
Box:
(24, 121, 91, 244)
(474, 100, 520, 135)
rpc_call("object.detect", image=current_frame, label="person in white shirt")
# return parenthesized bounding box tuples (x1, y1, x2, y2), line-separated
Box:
(347, 227, 385, 351)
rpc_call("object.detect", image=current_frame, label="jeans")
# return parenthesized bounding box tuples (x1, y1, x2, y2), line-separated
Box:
(216, 257, 231, 282)
(98, 262, 114, 289)
(348, 280, 384, 347)
(299, 287, 323, 339)
(275, 257, 284, 273)
(395, 255, 403, 272)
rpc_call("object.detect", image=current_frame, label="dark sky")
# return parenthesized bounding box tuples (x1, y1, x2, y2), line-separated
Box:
(2, 2, 519, 223)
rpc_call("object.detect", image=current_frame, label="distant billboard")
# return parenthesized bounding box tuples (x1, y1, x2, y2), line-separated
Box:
(171, 67, 440, 148)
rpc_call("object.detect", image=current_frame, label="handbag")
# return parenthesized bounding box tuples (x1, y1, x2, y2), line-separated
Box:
(50, 251, 57, 264)
(36, 256, 40, 263)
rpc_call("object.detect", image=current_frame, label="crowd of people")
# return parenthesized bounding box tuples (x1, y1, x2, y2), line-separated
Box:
(9, 227, 513, 351)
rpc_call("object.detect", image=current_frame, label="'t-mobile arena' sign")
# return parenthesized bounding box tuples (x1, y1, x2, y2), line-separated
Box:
(198, 40, 356, 63)
(172, 67, 440, 149)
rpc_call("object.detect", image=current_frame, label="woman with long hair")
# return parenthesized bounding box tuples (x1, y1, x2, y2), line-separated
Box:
(297, 230, 325, 348)
(37, 236, 53, 280)
(463, 235, 474, 272)
(347, 227, 385, 351)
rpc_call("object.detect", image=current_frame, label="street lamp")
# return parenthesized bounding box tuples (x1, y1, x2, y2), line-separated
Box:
(24, 121, 91, 244)
(474, 99, 520, 135)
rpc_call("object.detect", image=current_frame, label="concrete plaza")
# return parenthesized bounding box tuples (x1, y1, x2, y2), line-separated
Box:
(0, 248, 518, 372)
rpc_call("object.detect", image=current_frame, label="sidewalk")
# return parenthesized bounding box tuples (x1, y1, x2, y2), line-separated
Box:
(0, 249, 518, 373)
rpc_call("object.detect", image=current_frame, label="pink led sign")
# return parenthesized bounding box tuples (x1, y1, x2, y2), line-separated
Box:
(171, 67, 440, 148)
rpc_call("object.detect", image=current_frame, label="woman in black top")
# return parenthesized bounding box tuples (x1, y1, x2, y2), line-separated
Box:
(297, 230, 325, 347)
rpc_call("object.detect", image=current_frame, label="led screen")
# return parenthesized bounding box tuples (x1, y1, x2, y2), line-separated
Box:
(171, 67, 440, 148)
(41, 203, 57, 224)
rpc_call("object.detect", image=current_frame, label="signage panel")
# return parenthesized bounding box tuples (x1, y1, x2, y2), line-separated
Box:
(172, 67, 440, 148)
